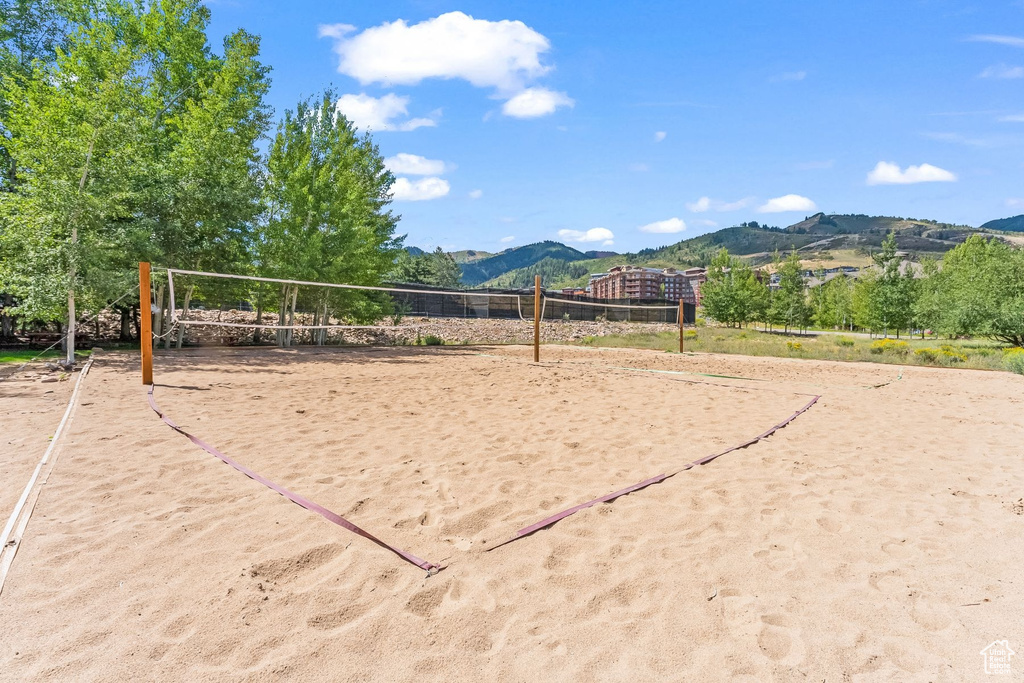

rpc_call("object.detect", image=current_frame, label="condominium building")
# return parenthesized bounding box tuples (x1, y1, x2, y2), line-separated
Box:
(587, 265, 706, 304)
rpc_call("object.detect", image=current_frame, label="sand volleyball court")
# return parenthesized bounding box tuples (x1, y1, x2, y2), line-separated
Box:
(1, 345, 1022, 680)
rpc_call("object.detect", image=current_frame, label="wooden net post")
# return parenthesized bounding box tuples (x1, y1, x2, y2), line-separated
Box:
(139, 262, 153, 385)
(679, 299, 684, 353)
(534, 274, 541, 363)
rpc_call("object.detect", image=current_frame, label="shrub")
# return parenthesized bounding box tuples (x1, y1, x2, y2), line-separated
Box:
(914, 348, 938, 364)
(786, 341, 803, 351)
(421, 335, 443, 346)
(835, 337, 855, 347)
(938, 345, 967, 363)
(870, 339, 909, 355)
(684, 330, 698, 339)
(1003, 348, 1024, 375)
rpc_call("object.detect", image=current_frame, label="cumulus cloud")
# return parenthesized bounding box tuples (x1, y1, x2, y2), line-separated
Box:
(967, 34, 1024, 48)
(979, 63, 1024, 79)
(866, 161, 957, 185)
(468, 189, 483, 199)
(502, 87, 574, 118)
(654, 131, 667, 142)
(320, 13, 571, 119)
(758, 194, 818, 213)
(500, 235, 516, 243)
(638, 217, 686, 234)
(319, 12, 552, 91)
(391, 177, 450, 201)
(558, 227, 614, 246)
(384, 153, 446, 175)
(335, 93, 436, 132)
(685, 196, 753, 213)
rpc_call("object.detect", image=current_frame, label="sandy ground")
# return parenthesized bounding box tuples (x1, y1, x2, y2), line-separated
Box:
(1, 344, 1022, 681)
(0, 368, 75, 522)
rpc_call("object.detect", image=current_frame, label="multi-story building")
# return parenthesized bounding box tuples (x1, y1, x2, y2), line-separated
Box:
(587, 266, 706, 304)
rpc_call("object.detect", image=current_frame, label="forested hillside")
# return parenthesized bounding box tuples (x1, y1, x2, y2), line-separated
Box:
(459, 241, 587, 285)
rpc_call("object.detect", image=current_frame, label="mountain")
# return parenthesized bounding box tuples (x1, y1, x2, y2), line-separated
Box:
(450, 249, 494, 263)
(459, 241, 588, 286)
(585, 250, 618, 258)
(472, 213, 1013, 290)
(981, 215, 1024, 232)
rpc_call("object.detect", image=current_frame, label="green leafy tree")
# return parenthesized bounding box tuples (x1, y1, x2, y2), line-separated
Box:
(770, 250, 810, 333)
(255, 90, 401, 332)
(868, 232, 915, 337)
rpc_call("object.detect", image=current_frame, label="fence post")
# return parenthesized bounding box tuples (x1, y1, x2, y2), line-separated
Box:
(679, 299, 685, 353)
(534, 274, 541, 363)
(139, 262, 153, 385)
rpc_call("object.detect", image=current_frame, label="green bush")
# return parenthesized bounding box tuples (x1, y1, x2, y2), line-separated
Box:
(914, 348, 938, 364)
(1004, 348, 1024, 375)
(938, 345, 967, 363)
(835, 337, 855, 347)
(421, 334, 443, 346)
(683, 330, 698, 339)
(870, 339, 909, 355)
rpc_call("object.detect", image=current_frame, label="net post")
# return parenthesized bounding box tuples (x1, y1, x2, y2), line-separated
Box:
(139, 262, 153, 385)
(679, 299, 684, 353)
(533, 274, 541, 363)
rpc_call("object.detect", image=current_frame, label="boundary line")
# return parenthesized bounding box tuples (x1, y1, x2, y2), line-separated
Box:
(0, 358, 94, 595)
(488, 393, 819, 550)
(146, 385, 441, 574)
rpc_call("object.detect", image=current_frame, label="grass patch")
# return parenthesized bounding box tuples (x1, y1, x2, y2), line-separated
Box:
(570, 326, 1010, 371)
(0, 349, 91, 364)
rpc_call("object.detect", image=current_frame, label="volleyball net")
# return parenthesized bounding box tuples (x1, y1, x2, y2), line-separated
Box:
(158, 267, 694, 348)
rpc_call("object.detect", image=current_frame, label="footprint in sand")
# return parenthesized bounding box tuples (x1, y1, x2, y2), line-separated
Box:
(757, 613, 806, 665)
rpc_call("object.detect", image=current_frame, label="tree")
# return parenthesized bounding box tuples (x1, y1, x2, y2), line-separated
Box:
(770, 250, 809, 333)
(925, 235, 1024, 346)
(868, 232, 915, 337)
(0, 0, 272, 358)
(390, 247, 462, 288)
(811, 274, 854, 330)
(254, 90, 401, 335)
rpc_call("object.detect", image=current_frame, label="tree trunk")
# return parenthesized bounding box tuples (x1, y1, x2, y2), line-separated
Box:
(286, 286, 298, 346)
(276, 285, 287, 347)
(119, 308, 132, 341)
(253, 291, 264, 344)
(152, 284, 165, 353)
(175, 286, 193, 349)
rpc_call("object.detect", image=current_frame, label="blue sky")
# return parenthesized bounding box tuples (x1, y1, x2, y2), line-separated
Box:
(207, 0, 1024, 253)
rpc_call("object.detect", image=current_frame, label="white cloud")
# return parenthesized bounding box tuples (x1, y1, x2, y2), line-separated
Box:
(999, 114, 1024, 122)
(468, 189, 483, 199)
(967, 34, 1024, 48)
(979, 63, 1024, 79)
(558, 227, 614, 246)
(319, 12, 553, 92)
(391, 177, 450, 201)
(335, 93, 436, 132)
(499, 235, 516, 243)
(758, 194, 818, 213)
(866, 161, 957, 185)
(638, 217, 686, 234)
(654, 131, 667, 142)
(384, 153, 446, 175)
(501, 87, 574, 118)
(685, 196, 753, 212)
(770, 70, 807, 82)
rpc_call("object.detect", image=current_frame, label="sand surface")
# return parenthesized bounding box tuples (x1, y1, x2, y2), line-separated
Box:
(1, 345, 1022, 681)
(1, 369, 75, 522)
